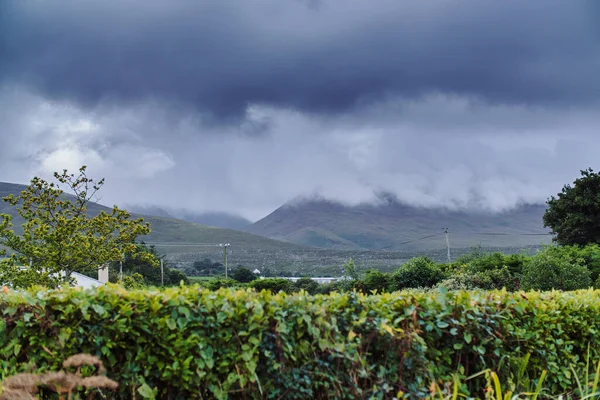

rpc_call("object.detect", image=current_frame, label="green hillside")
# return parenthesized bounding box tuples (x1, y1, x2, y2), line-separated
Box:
(0, 182, 303, 254)
(245, 199, 554, 251)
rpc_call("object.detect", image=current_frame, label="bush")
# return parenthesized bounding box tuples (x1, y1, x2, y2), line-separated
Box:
(314, 281, 339, 295)
(359, 269, 391, 293)
(248, 278, 293, 294)
(521, 248, 592, 291)
(464, 252, 528, 275)
(203, 277, 242, 290)
(291, 277, 320, 295)
(390, 256, 444, 290)
(3, 286, 600, 398)
(232, 267, 257, 283)
(437, 266, 519, 291)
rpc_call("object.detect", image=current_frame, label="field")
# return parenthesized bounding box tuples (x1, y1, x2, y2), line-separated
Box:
(165, 244, 543, 276)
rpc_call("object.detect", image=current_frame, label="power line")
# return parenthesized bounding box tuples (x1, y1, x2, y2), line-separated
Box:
(143, 243, 234, 247)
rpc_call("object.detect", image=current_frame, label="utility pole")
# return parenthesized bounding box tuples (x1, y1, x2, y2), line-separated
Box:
(444, 228, 451, 263)
(160, 258, 164, 286)
(221, 243, 230, 279)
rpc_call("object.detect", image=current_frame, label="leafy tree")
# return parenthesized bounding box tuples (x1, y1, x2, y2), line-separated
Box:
(360, 269, 391, 293)
(192, 258, 223, 276)
(338, 258, 359, 291)
(109, 243, 187, 286)
(390, 256, 444, 290)
(248, 278, 293, 294)
(521, 247, 592, 291)
(0, 166, 154, 289)
(544, 168, 600, 246)
(292, 277, 319, 295)
(232, 267, 257, 283)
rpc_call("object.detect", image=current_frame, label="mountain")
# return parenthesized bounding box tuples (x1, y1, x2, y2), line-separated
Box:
(127, 204, 252, 230)
(244, 198, 553, 251)
(0, 182, 301, 254)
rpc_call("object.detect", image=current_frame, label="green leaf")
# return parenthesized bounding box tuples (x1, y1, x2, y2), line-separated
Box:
(464, 333, 473, 344)
(137, 383, 157, 399)
(166, 318, 176, 330)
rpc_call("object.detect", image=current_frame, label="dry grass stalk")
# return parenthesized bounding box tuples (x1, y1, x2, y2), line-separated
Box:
(0, 353, 118, 400)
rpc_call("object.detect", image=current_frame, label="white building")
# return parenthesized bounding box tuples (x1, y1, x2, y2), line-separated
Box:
(3, 264, 109, 289)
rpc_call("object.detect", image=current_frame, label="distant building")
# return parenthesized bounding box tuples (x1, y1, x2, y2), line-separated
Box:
(252, 268, 261, 275)
(3, 264, 109, 290)
(262, 276, 340, 284)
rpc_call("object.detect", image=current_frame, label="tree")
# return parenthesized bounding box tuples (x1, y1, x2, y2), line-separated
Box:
(0, 166, 154, 288)
(544, 168, 600, 246)
(232, 267, 257, 283)
(521, 247, 592, 291)
(192, 258, 223, 276)
(109, 243, 187, 286)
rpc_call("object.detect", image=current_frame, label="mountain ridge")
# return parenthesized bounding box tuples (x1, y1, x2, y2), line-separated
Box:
(0, 182, 303, 254)
(244, 198, 553, 251)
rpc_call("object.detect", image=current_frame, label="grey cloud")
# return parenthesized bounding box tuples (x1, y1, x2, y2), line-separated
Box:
(1, 0, 599, 121)
(2, 86, 597, 220)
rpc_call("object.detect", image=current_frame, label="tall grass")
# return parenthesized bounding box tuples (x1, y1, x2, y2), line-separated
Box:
(423, 351, 600, 400)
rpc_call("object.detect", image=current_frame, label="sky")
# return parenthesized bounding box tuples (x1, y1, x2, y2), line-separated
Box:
(1, 0, 599, 221)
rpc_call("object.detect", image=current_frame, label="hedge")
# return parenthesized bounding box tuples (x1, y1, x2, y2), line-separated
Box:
(2, 285, 600, 398)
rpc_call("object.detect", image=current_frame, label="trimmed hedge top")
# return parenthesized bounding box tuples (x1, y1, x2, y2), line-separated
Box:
(2, 285, 600, 398)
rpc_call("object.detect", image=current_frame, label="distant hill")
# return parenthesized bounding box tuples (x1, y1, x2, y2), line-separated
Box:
(0, 182, 301, 254)
(244, 198, 553, 251)
(126, 205, 252, 230)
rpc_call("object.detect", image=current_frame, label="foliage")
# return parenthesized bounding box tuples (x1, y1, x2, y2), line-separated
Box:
(4, 287, 600, 398)
(291, 277, 320, 295)
(390, 256, 445, 290)
(359, 269, 392, 293)
(202, 278, 241, 291)
(109, 243, 187, 287)
(0, 167, 153, 289)
(521, 247, 592, 291)
(461, 251, 528, 276)
(437, 267, 519, 291)
(337, 258, 359, 291)
(191, 258, 223, 276)
(232, 267, 257, 283)
(248, 278, 293, 294)
(118, 273, 146, 290)
(544, 168, 600, 246)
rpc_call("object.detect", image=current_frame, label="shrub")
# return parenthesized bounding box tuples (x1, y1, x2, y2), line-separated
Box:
(437, 266, 519, 291)
(248, 278, 293, 293)
(291, 277, 319, 295)
(465, 252, 528, 275)
(203, 277, 242, 290)
(314, 281, 339, 295)
(3, 286, 600, 398)
(359, 269, 391, 293)
(232, 267, 257, 283)
(390, 256, 444, 290)
(521, 249, 592, 291)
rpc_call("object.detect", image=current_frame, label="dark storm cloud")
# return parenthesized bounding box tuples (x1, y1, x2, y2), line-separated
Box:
(1, 0, 598, 120)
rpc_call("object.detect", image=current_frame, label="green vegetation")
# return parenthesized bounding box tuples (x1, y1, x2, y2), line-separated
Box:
(109, 243, 188, 287)
(3, 286, 600, 398)
(231, 267, 257, 283)
(0, 181, 305, 258)
(544, 168, 600, 246)
(0, 167, 153, 289)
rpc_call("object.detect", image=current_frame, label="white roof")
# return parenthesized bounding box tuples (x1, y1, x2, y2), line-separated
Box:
(71, 272, 104, 289)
